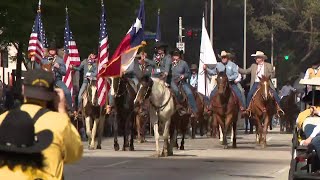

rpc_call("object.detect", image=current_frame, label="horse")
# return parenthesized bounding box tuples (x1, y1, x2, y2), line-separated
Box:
(134, 76, 175, 157)
(209, 72, 239, 149)
(112, 77, 136, 151)
(82, 79, 105, 150)
(135, 100, 149, 143)
(247, 75, 277, 148)
(280, 90, 298, 133)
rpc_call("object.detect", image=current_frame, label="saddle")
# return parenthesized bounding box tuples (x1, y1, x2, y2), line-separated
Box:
(170, 82, 192, 116)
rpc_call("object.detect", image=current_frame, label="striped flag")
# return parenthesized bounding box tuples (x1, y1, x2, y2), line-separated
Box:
(27, 0, 47, 63)
(97, 1, 109, 106)
(63, 7, 81, 97)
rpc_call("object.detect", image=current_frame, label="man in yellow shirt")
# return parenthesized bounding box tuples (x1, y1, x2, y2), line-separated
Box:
(296, 90, 320, 129)
(0, 69, 83, 179)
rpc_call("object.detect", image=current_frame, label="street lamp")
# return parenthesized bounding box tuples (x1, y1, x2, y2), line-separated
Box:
(243, 0, 247, 69)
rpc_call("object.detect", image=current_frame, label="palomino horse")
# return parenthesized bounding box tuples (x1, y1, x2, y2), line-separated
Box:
(134, 76, 175, 157)
(112, 77, 136, 151)
(83, 79, 105, 150)
(280, 90, 298, 133)
(210, 72, 239, 149)
(248, 75, 276, 148)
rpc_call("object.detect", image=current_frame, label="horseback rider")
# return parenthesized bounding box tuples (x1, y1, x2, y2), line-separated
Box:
(279, 81, 296, 99)
(170, 48, 198, 116)
(204, 51, 246, 112)
(238, 51, 283, 115)
(70, 52, 98, 112)
(189, 64, 198, 88)
(151, 42, 171, 84)
(42, 42, 74, 113)
(123, 51, 154, 91)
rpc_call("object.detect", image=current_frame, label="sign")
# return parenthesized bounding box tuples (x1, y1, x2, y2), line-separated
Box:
(176, 42, 185, 53)
(271, 78, 277, 89)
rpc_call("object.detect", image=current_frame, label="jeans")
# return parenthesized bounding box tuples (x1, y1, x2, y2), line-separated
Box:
(171, 81, 198, 113)
(304, 124, 320, 160)
(209, 83, 245, 107)
(56, 80, 73, 111)
(246, 82, 281, 108)
(78, 82, 88, 109)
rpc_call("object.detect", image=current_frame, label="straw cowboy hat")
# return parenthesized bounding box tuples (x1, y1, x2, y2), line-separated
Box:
(251, 51, 268, 59)
(0, 109, 53, 154)
(218, 51, 231, 59)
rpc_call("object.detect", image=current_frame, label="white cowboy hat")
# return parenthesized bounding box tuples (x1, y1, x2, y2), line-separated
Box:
(251, 51, 267, 59)
(218, 51, 230, 59)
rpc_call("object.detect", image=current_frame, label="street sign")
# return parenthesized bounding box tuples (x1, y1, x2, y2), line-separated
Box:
(176, 42, 185, 52)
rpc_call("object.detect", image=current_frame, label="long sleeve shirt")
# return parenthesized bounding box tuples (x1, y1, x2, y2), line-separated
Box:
(206, 61, 239, 81)
(73, 59, 97, 82)
(171, 60, 190, 82)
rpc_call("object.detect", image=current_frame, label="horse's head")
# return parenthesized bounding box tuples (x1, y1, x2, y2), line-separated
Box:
(134, 75, 153, 106)
(258, 75, 272, 101)
(87, 79, 98, 106)
(216, 71, 229, 95)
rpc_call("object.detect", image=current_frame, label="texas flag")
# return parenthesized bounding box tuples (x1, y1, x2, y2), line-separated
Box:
(99, 0, 145, 77)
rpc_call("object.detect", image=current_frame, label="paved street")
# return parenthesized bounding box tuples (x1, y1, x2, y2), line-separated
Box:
(65, 128, 292, 180)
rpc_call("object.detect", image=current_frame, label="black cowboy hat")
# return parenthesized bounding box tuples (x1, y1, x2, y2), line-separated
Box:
(172, 48, 181, 56)
(154, 42, 168, 49)
(23, 69, 55, 101)
(0, 109, 53, 154)
(48, 42, 57, 51)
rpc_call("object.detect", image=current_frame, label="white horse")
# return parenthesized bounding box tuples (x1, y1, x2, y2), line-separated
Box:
(82, 79, 105, 150)
(134, 76, 175, 157)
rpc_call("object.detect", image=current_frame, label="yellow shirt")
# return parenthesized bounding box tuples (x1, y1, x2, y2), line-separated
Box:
(0, 166, 58, 180)
(0, 104, 83, 180)
(297, 106, 320, 129)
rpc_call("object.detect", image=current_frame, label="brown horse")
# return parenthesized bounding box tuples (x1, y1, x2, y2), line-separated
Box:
(248, 75, 276, 148)
(135, 100, 149, 143)
(280, 90, 298, 133)
(210, 72, 239, 149)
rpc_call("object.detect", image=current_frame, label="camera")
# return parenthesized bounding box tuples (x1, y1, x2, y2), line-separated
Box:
(48, 56, 54, 61)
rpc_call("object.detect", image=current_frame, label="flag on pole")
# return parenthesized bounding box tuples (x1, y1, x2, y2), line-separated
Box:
(197, 16, 217, 97)
(28, 0, 47, 63)
(155, 8, 161, 42)
(63, 7, 81, 97)
(97, 0, 110, 106)
(98, 0, 145, 77)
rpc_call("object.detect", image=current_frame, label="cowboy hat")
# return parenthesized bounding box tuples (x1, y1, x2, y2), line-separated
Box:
(154, 42, 168, 49)
(190, 64, 198, 70)
(218, 51, 230, 59)
(0, 109, 53, 154)
(251, 51, 268, 59)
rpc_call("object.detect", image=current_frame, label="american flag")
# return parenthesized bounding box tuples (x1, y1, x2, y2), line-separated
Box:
(97, 1, 110, 106)
(28, 1, 47, 63)
(63, 8, 81, 97)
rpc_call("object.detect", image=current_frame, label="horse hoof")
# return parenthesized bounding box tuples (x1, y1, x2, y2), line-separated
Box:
(122, 146, 129, 151)
(249, 131, 253, 134)
(161, 151, 168, 157)
(97, 145, 102, 149)
(232, 144, 237, 148)
(151, 153, 160, 158)
(223, 145, 228, 149)
(261, 144, 266, 148)
(114, 144, 120, 151)
(168, 151, 173, 156)
(129, 146, 134, 151)
(89, 146, 95, 150)
(179, 146, 185, 150)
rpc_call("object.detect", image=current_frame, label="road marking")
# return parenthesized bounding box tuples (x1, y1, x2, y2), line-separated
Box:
(267, 137, 272, 142)
(102, 160, 131, 168)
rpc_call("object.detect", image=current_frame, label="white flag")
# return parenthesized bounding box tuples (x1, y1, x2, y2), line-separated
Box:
(197, 16, 217, 97)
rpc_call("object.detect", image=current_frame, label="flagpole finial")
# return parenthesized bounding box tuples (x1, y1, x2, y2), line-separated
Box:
(37, 0, 41, 12)
(65, 6, 68, 12)
(101, 0, 104, 6)
(158, 8, 160, 14)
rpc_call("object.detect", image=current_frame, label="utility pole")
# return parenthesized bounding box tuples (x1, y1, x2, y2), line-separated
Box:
(205, 0, 208, 27)
(271, 7, 274, 67)
(177, 17, 185, 52)
(243, 0, 247, 69)
(210, 0, 214, 44)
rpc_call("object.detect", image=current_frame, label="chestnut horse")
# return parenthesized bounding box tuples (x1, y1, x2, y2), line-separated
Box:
(210, 72, 239, 149)
(247, 75, 276, 148)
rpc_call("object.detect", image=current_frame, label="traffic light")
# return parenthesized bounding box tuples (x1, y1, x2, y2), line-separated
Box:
(186, 30, 193, 37)
(284, 55, 289, 61)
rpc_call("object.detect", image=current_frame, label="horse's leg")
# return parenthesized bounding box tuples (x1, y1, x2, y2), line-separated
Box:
(245, 117, 249, 134)
(180, 115, 189, 150)
(262, 115, 270, 148)
(122, 115, 130, 151)
(169, 116, 178, 150)
(85, 116, 92, 149)
(191, 116, 196, 139)
(162, 119, 171, 157)
(153, 122, 160, 157)
(90, 118, 99, 150)
(219, 125, 223, 143)
(129, 114, 135, 151)
(136, 114, 142, 143)
(232, 119, 237, 148)
(113, 112, 120, 151)
(223, 114, 233, 149)
(97, 114, 105, 149)
(249, 118, 254, 134)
